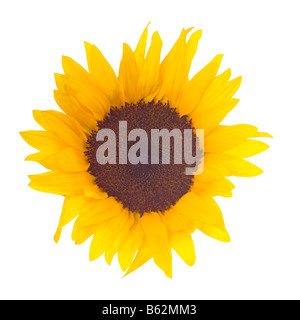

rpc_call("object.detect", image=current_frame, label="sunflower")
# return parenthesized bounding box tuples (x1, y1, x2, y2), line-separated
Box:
(20, 25, 271, 277)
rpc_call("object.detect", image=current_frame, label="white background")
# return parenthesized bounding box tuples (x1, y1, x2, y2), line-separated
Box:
(0, 0, 299, 300)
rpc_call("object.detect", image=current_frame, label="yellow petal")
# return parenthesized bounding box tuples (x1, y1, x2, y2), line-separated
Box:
(123, 241, 152, 277)
(197, 153, 264, 181)
(56, 74, 110, 121)
(141, 212, 172, 277)
(32, 110, 86, 151)
(72, 224, 98, 245)
(164, 208, 196, 232)
(25, 147, 89, 172)
(119, 43, 139, 103)
(252, 131, 273, 138)
(205, 124, 262, 153)
(198, 223, 230, 242)
(118, 216, 144, 272)
(61, 56, 90, 83)
(138, 31, 162, 99)
(54, 90, 97, 133)
(226, 139, 270, 158)
(195, 68, 232, 111)
(54, 147, 89, 172)
(215, 75, 242, 104)
(28, 171, 95, 195)
(75, 84, 110, 121)
(174, 192, 224, 225)
(83, 184, 108, 199)
(170, 231, 196, 266)
(54, 73, 66, 92)
(25, 142, 106, 191)
(89, 210, 128, 262)
(84, 41, 92, 59)
(134, 23, 149, 71)
(26, 147, 88, 172)
(186, 29, 202, 74)
(193, 98, 240, 134)
(86, 42, 121, 105)
(207, 153, 264, 177)
(178, 54, 223, 115)
(20, 130, 65, 152)
(190, 68, 232, 121)
(157, 29, 189, 104)
(73, 197, 121, 228)
(71, 196, 119, 245)
(54, 194, 86, 243)
(194, 154, 228, 183)
(200, 75, 242, 109)
(89, 220, 112, 261)
(174, 192, 230, 242)
(105, 211, 134, 265)
(193, 178, 235, 198)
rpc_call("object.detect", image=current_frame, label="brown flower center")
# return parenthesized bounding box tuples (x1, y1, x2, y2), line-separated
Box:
(85, 100, 197, 215)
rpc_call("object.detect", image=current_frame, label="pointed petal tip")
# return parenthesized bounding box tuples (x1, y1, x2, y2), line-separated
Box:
(214, 54, 224, 63)
(61, 55, 72, 67)
(28, 174, 35, 181)
(223, 231, 231, 243)
(24, 155, 32, 161)
(84, 41, 92, 57)
(164, 269, 173, 278)
(258, 168, 264, 175)
(89, 253, 96, 262)
(122, 42, 132, 54)
(32, 109, 41, 120)
(262, 132, 273, 138)
(122, 268, 133, 278)
(185, 27, 194, 34)
(119, 263, 128, 273)
(250, 164, 264, 176)
(190, 29, 202, 38)
(53, 227, 61, 244)
(19, 131, 27, 140)
(28, 180, 34, 189)
(84, 41, 92, 47)
(225, 68, 232, 76)
(186, 257, 196, 267)
(152, 30, 162, 40)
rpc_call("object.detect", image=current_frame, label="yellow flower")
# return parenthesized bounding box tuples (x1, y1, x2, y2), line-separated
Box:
(20, 26, 271, 277)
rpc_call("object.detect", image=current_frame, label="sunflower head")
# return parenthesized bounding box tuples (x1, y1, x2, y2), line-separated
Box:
(20, 25, 271, 277)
